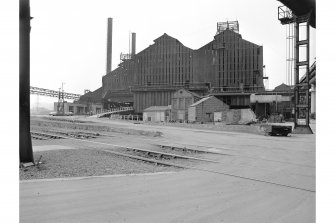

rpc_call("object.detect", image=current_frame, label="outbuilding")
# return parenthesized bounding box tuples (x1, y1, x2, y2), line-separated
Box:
(143, 106, 171, 122)
(171, 89, 201, 122)
(188, 96, 229, 123)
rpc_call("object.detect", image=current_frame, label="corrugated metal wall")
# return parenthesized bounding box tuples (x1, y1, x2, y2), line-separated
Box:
(195, 30, 263, 89)
(133, 91, 174, 113)
(102, 30, 264, 113)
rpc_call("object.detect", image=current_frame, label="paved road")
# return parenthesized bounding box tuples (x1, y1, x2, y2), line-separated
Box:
(21, 120, 315, 223)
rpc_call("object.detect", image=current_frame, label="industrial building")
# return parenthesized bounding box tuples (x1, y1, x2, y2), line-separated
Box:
(171, 89, 202, 122)
(188, 96, 229, 123)
(83, 20, 265, 114)
(53, 101, 103, 115)
(143, 106, 171, 122)
(250, 83, 294, 119)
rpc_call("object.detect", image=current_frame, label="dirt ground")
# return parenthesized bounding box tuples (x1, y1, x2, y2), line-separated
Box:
(20, 115, 316, 223)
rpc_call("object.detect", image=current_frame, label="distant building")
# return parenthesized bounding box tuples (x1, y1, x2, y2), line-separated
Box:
(250, 83, 294, 119)
(97, 22, 264, 113)
(171, 89, 201, 122)
(143, 106, 171, 122)
(188, 96, 229, 123)
(53, 102, 103, 115)
(77, 87, 103, 104)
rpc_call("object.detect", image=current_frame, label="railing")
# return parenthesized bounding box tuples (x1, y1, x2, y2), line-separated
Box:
(110, 114, 142, 121)
(278, 6, 295, 25)
(96, 107, 134, 118)
(210, 86, 264, 93)
(130, 82, 210, 92)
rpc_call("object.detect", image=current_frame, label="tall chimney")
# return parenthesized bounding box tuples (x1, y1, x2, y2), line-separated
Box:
(106, 18, 113, 74)
(131, 32, 136, 56)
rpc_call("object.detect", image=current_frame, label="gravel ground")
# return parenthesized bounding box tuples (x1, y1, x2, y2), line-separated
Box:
(20, 149, 179, 180)
(109, 148, 204, 167)
(31, 116, 163, 137)
(140, 121, 265, 135)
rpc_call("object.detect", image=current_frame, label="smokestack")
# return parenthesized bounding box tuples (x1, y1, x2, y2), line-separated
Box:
(106, 18, 113, 74)
(131, 32, 136, 56)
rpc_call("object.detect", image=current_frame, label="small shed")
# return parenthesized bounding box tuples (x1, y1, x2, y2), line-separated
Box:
(171, 89, 201, 122)
(143, 106, 171, 122)
(188, 96, 229, 123)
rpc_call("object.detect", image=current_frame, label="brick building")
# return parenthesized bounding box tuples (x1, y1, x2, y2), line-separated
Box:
(171, 89, 202, 122)
(188, 96, 229, 123)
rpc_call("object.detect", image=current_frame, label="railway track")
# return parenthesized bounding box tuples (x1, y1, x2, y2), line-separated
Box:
(156, 144, 233, 156)
(156, 143, 315, 168)
(31, 130, 315, 193)
(31, 131, 65, 140)
(31, 132, 314, 193)
(31, 130, 101, 140)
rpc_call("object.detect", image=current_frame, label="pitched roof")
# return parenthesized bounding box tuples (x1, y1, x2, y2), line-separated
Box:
(78, 87, 102, 102)
(176, 88, 201, 98)
(190, 96, 214, 107)
(273, 83, 293, 92)
(143, 105, 171, 112)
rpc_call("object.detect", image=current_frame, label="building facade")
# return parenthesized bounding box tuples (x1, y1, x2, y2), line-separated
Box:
(171, 89, 201, 122)
(99, 22, 264, 113)
(143, 106, 171, 122)
(53, 102, 103, 115)
(188, 96, 229, 123)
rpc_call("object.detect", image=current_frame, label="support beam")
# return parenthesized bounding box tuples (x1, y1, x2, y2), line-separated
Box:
(293, 13, 312, 134)
(20, 0, 34, 163)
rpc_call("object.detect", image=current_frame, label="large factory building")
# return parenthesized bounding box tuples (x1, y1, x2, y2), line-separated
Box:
(95, 20, 264, 113)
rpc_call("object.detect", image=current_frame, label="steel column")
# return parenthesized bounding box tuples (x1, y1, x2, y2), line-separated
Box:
(19, 0, 34, 163)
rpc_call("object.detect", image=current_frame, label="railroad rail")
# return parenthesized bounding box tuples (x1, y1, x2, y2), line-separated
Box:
(123, 147, 221, 164)
(159, 142, 315, 168)
(33, 133, 314, 192)
(31, 131, 100, 140)
(156, 144, 233, 156)
(31, 131, 65, 140)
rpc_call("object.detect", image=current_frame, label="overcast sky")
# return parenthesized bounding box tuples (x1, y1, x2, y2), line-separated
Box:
(26, 0, 315, 107)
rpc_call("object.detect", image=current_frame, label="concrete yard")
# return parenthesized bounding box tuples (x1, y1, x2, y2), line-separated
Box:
(20, 117, 315, 223)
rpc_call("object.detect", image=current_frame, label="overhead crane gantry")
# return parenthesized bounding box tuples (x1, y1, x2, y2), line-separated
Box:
(30, 86, 82, 100)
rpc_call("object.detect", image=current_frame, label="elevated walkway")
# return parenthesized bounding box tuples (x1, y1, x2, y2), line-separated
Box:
(90, 107, 134, 118)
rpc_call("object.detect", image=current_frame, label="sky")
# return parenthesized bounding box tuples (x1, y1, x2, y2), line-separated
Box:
(3, 2, 335, 221)
(27, 0, 312, 108)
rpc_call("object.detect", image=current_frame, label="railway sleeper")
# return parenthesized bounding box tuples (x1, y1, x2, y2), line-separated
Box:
(159, 144, 206, 154)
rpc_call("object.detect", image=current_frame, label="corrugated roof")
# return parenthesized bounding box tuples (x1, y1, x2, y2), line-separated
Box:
(78, 87, 102, 103)
(143, 105, 171, 112)
(189, 96, 213, 107)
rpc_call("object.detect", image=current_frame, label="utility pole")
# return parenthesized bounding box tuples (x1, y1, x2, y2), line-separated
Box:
(20, 0, 34, 163)
(62, 82, 65, 115)
(57, 82, 65, 115)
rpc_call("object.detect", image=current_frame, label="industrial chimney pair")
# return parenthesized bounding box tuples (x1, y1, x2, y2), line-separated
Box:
(106, 18, 136, 74)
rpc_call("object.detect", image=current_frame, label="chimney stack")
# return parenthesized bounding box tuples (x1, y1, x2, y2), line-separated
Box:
(131, 32, 136, 56)
(106, 18, 113, 74)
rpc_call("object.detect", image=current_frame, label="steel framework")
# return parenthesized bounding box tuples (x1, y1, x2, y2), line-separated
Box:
(30, 86, 82, 100)
(278, 6, 313, 133)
